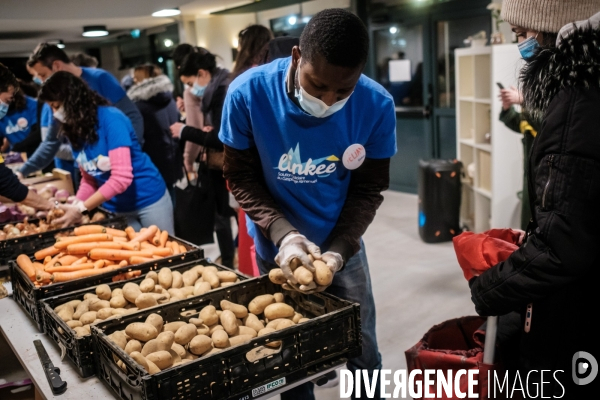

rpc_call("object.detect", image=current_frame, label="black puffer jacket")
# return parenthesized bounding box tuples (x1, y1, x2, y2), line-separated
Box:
(470, 24, 600, 397)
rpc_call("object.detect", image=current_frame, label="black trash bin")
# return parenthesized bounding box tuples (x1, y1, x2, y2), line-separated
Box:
(418, 159, 462, 243)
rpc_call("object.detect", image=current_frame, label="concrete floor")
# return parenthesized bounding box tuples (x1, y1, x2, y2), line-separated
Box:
(203, 190, 477, 399)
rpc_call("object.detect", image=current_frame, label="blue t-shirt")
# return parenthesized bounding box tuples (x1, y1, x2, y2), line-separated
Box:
(72, 106, 165, 213)
(219, 57, 397, 261)
(80, 67, 126, 104)
(0, 96, 52, 146)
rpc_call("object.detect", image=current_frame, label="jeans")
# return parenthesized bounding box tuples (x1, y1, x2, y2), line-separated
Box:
(256, 240, 383, 400)
(214, 212, 235, 268)
(116, 190, 174, 234)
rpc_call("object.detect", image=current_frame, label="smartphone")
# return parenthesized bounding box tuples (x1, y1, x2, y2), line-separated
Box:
(496, 82, 505, 90)
(524, 303, 533, 333)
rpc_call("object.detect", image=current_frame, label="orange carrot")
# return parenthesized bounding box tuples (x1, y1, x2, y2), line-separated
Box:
(46, 252, 64, 268)
(152, 255, 161, 259)
(170, 241, 180, 255)
(93, 260, 106, 269)
(129, 225, 158, 244)
(73, 225, 106, 236)
(113, 236, 128, 243)
(105, 228, 128, 238)
(140, 242, 157, 250)
(118, 260, 128, 267)
(88, 249, 153, 261)
(129, 256, 154, 265)
(158, 230, 168, 248)
(43, 255, 52, 264)
(17, 255, 36, 281)
(57, 255, 79, 266)
(36, 270, 53, 283)
(72, 257, 88, 265)
(125, 227, 136, 240)
(66, 241, 123, 254)
(51, 268, 108, 282)
(45, 263, 95, 273)
(54, 234, 113, 249)
(32, 262, 45, 272)
(153, 229, 161, 246)
(179, 245, 187, 254)
(149, 247, 173, 257)
(120, 242, 140, 251)
(35, 245, 61, 261)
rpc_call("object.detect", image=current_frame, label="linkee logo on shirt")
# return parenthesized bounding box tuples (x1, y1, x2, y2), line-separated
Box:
(275, 143, 339, 184)
(76, 152, 111, 176)
(5, 118, 29, 135)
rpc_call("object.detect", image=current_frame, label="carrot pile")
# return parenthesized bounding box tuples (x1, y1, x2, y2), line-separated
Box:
(16, 225, 187, 287)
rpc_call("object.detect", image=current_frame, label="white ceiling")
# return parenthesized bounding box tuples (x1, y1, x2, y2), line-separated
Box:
(0, 0, 252, 56)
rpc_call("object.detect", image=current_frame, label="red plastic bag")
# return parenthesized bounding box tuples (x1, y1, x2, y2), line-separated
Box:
(452, 229, 521, 281)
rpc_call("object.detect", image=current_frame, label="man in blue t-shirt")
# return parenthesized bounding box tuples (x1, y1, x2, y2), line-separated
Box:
(17, 43, 144, 178)
(220, 9, 397, 400)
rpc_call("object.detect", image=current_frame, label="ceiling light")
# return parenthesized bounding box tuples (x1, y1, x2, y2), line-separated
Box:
(158, 57, 164, 63)
(82, 25, 109, 37)
(288, 16, 297, 25)
(163, 39, 174, 48)
(48, 39, 65, 49)
(152, 8, 181, 17)
(389, 27, 398, 34)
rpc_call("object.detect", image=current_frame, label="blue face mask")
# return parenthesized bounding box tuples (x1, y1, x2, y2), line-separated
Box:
(33, 76, 43, 85)
(0, 101, 8, 120)
(518, 35, 540, 62)
(190, 82, 206, 97)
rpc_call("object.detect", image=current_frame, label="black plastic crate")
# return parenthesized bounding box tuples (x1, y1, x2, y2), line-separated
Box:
(42, 259, 245, 378)
(0, 208, 125, 265)
(9, 235, 202, 332)
(92, 276, 361, 400)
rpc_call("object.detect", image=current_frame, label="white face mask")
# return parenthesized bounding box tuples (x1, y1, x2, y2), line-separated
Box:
(294, 68, 352, 118)
(53, 106, 65, 123)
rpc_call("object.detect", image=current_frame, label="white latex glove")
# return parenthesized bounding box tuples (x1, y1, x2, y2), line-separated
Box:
(320, 251, 344, 274)
(274, 233, 321, 284)
(54, 204, 83, 228)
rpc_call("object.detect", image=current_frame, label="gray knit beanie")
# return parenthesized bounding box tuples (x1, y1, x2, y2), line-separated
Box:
(502, 0, 600, 33)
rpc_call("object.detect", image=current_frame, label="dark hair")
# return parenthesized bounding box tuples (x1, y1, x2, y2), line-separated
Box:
(179, 51, 217, 77)
(0, 62, 19, 94)
(540, 31, 559, 48)
(232, 25, 273, 79)
(299, 8, 368, 68)
(9, 86, 27, 112)
(39, 72, 109, 150)
(134, 63, 159, 79)
(28, 43, 70, 68)
(70, 53, 99, 68)
(172, 44, 195, 68)
(17, 78, 40, 98)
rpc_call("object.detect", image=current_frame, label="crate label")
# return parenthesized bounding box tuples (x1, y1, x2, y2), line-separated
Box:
(251, 377, 286, 397)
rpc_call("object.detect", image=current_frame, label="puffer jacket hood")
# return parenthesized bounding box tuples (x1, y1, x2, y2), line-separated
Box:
(127, 74, 174, 104)
(521, 16, 600, 120)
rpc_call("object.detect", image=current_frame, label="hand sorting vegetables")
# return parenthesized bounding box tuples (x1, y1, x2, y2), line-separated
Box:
(0, 210, 106, 240)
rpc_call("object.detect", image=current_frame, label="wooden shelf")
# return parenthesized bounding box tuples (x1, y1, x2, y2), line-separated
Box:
(474, 187, 492, 198)
(474, 143, 491, 152)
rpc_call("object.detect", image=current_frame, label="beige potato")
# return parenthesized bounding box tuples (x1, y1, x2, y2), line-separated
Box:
(193, 281, 212, 296)
(169, 349, 182, 364)
(219, 310, 239, 336)
(268, 269, 287, 285)
(111, 288, 123, 298)
(171, 271, 183, 288)
(229, 334, 254, 347)
(81, 324, 91, 334)
(83, 293, 98, 301)
(142, 314, 162, 333)
(273, 293, 284, 303)
(221, 282, 237, 287)
(257, 327, 281, 348)
(72, 300, 90, 320)
(171, 343, 187, 359)
(220, 300, 248, 319)
(293, 266, 314, 286)
(66, 320, 83, 329)
(73, 327, 88, 337)
(157, 267, 173, 289)
(211, 330, 230, 348)
(196, 324, 210, 335)
(180, 286, 194, 296)
(125, 340, 142, 355)
(109, 331, 127, 350)
(199, 305, 219, 326)
(216, 271, 238, 283)
(130, 351, 149, 372)
(203, 348, 222, 357)
(238, 326, 258, 338)
(182, 270, 199, 287)
(146, 270, 158, 284)
(89, 299, 111, 312)
(96, 284, 111, 300)
(174, 324, 197, 345)
(125, 322, 158, 342)
(202, 270, 220, 288)
(110, 295, 127, 309)
(96, 308, 114, 320)
(167, 288, 184, 299)
(153, 285, 166, 294)
(183, 351, 199, 360)
(163, 321, 187, 333)
(79, 311, 97, 325)
(313, 260, 333, 286)
(125, 307, 139, 314)
(189, 317, 204, 327)
(93, 318, 103, 324)
(292, 313, 303, 324)
(135, 293, 158, 310)
(141, 339, 160, 356)
(147, 359, 161, 374)
(244, 314, 265, 332)
(57, 304, 74, 322)
(188, 334, 212, 355)
(156, 331, 175, 349)
(203, 266, 218, 274)
(208, 324, 224, 335)
(122, 283, 142, 303)
(248, 294, 275, 315)
(146, 351, 173, 370)
(264, 303, 295, 320)
(139, 278, 156, 293)
(190, 265, 205, 277)
(298, 318, 310, 323)
(266, 318, 290, 330)
(111, 308, 128, 316)
(276, 319, 295, 330)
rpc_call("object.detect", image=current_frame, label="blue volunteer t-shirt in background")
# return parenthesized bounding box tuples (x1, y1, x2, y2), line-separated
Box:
(219, 57, 397, 262)
(0, 96, 52, 147)
(72, 106, 165, 213)
(80, 67, 126, 104)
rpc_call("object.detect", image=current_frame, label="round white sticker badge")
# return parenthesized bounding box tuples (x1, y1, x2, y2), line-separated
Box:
(342, 144, 366, 170)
